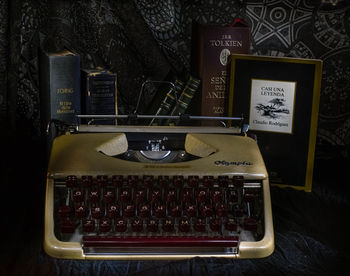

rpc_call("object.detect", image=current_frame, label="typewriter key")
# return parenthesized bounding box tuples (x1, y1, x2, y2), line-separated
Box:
(75, 205, 88, 219)
(179, 218, 191, 232)
(58, 205, 72, 218)
(107, 204, 120, 218)
(99, 218, 111, 232)
(115, 219, 127, 232)
(82, 219, 95, 232)
(66, 175, 77, 188)
(91, 206, 104, 219)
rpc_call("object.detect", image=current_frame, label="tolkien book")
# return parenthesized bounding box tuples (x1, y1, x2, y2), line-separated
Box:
(190, 20, 250, 126)
(39, 49, 81, 156)
(81, 68, 118, 125)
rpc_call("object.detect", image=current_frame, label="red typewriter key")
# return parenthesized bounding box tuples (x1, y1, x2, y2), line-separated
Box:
(120, 189, 131, 202)
(232, 204, 243, 217)
(107, 204, 120, 218)
(181, 188, 193, 203)
(115, 219, 127, 232)
(166, 189, 176, 202)
(162, 218, 175, 232)
(210, 218, 222, 232)
(211, 189, 223, 203)
(97, 175, 108, 187)
(218, 175, 229, 187)
(128, 175, 139, 187)
(233, 175, 244, 188)
(227, 189, 238, 202)
(196, 188, 208, 203)
(131, 218, 143, 232)
(200, 204, 213, 217)
(158, 175, 169, 187)
(151, 189, 161, 202)
(225, 218, 237, 231)
(123, 204, 135, 217)
(203, 176, 214, 187)
(143, 175, 154, 187)
(99, 218, 112, 232)
(103, 189, 115, 204)
(72, 190, 84, 203)
(244, 218, 258, 231)
(58, 205, 71, 218)
(179, 218, 191, 232)
(112, 175, 123, 187)
(194, 218, 206, 232)
(173, 175, 184, 188)
(215, 203, 228, 217)
(169, 204, 182, 217)
(243, 192, 258, 203)
(154, 204, 166, 218)
(91, 206, 104, 219)
(75, 205, 88, 219)
(83, 219, 95, 232)
(188, 175, 199, 187)
(88, 190, 99, 203)
(185, 204, 197, 217)
(81, 175, 93, 188)
(61, 218, 75, 233)
(134, 189, 147, 203)
(147, 218, 159, 232)
(66, 175, 77, 188)
(139, 204, 151, 217)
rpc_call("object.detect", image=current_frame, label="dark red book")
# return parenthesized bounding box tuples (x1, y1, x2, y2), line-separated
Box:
(191, 22, 251, 125)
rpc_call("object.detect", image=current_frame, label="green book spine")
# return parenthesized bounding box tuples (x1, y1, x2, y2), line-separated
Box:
(150, 79, 185, 126)
(166, 76, 201, 126)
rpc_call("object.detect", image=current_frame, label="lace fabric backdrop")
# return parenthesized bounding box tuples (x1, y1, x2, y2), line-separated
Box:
(1, 0, 350, 159)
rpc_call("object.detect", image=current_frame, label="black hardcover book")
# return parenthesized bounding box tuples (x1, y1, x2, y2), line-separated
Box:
(81, 68, 118, 125)
(39, 49, 81, 155)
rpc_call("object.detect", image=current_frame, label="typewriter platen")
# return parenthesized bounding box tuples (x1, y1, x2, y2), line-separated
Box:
(44, 122, 274, 260)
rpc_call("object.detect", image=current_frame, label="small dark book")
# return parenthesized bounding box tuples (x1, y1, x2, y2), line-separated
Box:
(39, 49, 81, 154)
(191, 21, 251, 125)
(81, 68, 118, 125)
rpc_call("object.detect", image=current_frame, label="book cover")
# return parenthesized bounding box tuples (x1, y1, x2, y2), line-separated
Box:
(39, 49, 81, 154)
(81, 68, 118, 125)
(191, 22, 250, 125)
(229, 54, 323, 192)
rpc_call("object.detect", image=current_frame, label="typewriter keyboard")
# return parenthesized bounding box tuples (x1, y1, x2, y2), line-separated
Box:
(54, 175, 264, 251)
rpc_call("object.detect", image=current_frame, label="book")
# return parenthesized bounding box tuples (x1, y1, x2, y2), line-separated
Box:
(81, 68, 118, 125)
(39, 49, 81, 154)
(149, 79, 185, 126)
(190, 21, 251, 126)
(166, 76, 201, 126)
(229, 54, 323, 192)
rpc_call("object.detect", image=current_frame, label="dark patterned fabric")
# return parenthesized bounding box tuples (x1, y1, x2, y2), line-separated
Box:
(0, 1, 350, 275)
(1, 0, 350, 158)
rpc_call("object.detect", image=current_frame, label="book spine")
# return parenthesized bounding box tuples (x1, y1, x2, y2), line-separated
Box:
(39, 50, 80, 157)
(191, 24, 250, 126)
(82, 71, 118, 125)
(149, 79, 185, 126)
(166, 76, 201, 126)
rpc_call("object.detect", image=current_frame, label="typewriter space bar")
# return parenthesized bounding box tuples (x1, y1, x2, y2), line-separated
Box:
(83, 236, 239, 247)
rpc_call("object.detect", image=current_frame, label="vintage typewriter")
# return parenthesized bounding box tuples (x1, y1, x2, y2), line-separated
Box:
(44, 114, 274, 260)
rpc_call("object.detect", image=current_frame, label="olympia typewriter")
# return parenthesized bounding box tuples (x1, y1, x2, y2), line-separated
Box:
(44, 114, 274, 260)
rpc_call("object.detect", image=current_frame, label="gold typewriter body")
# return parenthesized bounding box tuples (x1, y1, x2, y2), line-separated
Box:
(44, 125, 274, 260)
